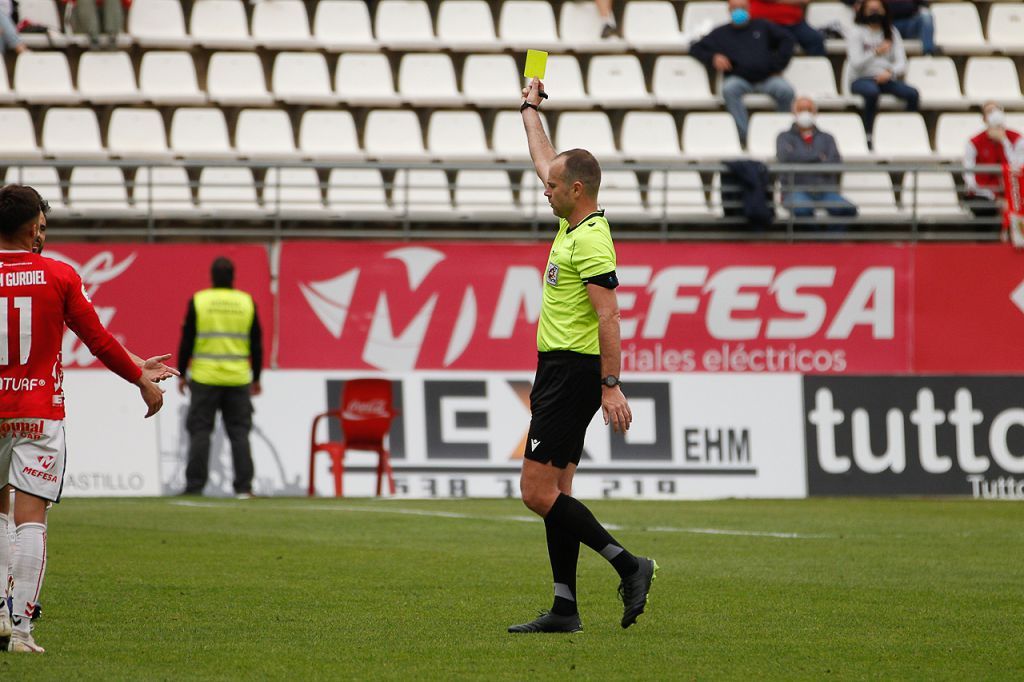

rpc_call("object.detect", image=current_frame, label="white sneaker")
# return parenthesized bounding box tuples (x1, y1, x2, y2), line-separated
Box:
(9, 631, 44, 653)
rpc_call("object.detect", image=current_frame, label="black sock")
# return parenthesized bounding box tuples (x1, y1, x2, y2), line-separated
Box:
(546, 493, 640, 579)
(545, 515, 579, 616)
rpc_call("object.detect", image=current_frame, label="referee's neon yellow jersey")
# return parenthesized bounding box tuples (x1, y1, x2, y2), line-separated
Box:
(537, 210, 617, 355)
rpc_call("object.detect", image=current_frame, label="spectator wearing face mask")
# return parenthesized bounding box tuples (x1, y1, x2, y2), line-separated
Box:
(885, 0, 936, 56)
(846, 0, 919, 146)
(690, 0, 795, 145)
(749, 0, 825, 56)
(964, 101, 1024, 218)
(776, 95, 858, 228)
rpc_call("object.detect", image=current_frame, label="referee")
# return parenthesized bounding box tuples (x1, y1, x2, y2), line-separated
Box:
(508, 78, 657, 634)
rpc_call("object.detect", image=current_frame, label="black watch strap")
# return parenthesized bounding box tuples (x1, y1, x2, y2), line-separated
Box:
(520, 101, 540, 112)
(602, 375, 621, 388)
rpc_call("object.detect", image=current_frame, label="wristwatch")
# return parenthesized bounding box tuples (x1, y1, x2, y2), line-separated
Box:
(602, 375, 621, 388)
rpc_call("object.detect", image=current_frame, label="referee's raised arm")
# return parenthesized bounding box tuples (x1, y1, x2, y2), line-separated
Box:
(520, 78, 557, 183)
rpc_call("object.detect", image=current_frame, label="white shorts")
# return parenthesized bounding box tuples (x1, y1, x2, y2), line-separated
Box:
(0, 419, 66, 503)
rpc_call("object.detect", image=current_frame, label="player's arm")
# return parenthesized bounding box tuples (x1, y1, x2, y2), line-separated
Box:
(521, 78, 556, 183)
(586, 283, 632, 433)
(123, 347, 180, 384)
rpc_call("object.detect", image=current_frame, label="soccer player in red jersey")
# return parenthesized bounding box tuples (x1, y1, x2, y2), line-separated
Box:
(0, 184, 171, 652)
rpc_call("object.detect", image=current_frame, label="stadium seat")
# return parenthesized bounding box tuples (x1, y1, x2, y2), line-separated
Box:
(932, 2, 989, 54)
(128, 0, 193, 47)
(107, 108, 173, 160)
(816, 112, 872, 160)
(190, 0, 254, 49)
(335, 54, 401, 107)
(498, 0, 559, 51)
(746, 112, 793, 159)
(235, 109, 301, 160)
(437, 0, 500, 51)
(264, 167, 328, 215)
(326, 168, 395, 217)
(902, 171, 967, 218)
(197, 167, 264, 215)
(520, 172, 549, 219)
(491, 110, 550, 161)
(251, 0, 313, 49)
(67, 166, 134, 215)
(559, 1, 627, 52)
(623, 1, 686, 53)
(987, 3, 1024, 54)
(42, 108, 105, 159)
(314, 0, 378, 51)
(0, 57, 12, 103)
(3, 166, 64, 210)
(139, 52, 207, 105)
(454, 170, 521, 219)
(588, 56, 654, 108)
(620, 111, 683, 161)
(76, 52, 142, 104)
(170, 108, 236, 159)
(273, 53, 336, 106)
(652, 56, 717, 108)
(463, 54, 519, 107)
(207, 52, 274, 106)
(0, 108, 43, 158)
(554, 112, 622, 161)
(647, 170, 715, 218)
(298, 110, 364, 160)
(963, 57, 1024, 106)
(1007, 113, 1024, 131)
(375, 0, 439, 50)
(398, 54, 465, 107)
(133, 166, 198, 214)
(680, 1, 729, 43)
(15, 0, 67, 47)
(841, 171, 904, 217)
(541, 55, 594, 109)
(783, 57, 847, 108)
(363, 110, 430, 161)
(427, 111, 494, 161)
(14, 52, 81, 104)
(392, 169, 453, 215)
(872, 113, 933, 161)
(681, 112, 742, 160)
(600, 171, 650, 221)
(934, 112, 984, 161)
(905, 57, 966, 109)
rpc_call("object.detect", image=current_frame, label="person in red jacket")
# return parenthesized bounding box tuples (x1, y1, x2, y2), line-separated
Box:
(964, 101, 1024, 218)
(749, 0, 825, 56)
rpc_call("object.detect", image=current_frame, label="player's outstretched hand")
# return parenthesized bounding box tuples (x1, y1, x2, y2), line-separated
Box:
(521, 77, 546, 107)
(601, 386, 632, 433)
(136, 377, 164, 418)
(142, 354, 180, 383)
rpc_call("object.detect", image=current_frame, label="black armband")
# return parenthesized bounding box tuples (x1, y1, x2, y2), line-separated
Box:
(583, 270, 619, 289)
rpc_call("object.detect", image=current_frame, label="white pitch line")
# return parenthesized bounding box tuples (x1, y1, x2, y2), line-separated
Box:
(169, 499, 828, 539)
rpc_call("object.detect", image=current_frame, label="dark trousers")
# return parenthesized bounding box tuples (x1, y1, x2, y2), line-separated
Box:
(781, 20, 826, 56)
(185, 381, 254, 494)
(851, 78, 920, 135)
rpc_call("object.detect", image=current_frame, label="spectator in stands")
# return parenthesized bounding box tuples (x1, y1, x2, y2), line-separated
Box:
(846, 0, 918, 147)
(776, 95, 858, 228)
(0, 0, 29, 54)
(964, 101, 1024, 218)
(885, 0, 936, 56)
(64, 0, 125, 49)
(595, 0, 618, 38)
(690, 0, 796, 145)
(749, 0, 825, 56)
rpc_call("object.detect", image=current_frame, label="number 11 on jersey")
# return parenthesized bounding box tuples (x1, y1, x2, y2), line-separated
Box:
(0, 296, 33, 365)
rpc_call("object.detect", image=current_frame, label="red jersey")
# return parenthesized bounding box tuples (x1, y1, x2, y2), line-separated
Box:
(0, 250, 141, 419)
(749, 0, 804, 25)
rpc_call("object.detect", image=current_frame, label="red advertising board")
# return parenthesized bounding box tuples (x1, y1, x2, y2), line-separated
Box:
(43, 244, 272, 368)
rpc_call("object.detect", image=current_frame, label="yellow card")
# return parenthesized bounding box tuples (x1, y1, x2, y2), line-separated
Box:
(524, 50, 548, 80)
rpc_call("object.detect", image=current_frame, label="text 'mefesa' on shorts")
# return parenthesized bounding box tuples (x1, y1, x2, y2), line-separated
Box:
(524, 351, 602, 469)
(0, 418, 66, 503)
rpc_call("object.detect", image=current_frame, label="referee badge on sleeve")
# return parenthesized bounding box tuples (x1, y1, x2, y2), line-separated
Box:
(545, 262, 559, 286)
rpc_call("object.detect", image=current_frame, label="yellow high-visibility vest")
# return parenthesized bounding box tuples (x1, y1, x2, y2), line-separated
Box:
(190, 288, 254, 386)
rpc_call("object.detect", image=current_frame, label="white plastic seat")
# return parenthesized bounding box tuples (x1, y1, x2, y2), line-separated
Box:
(542, 55, 593, 109)
(170, 108, 236, 159)
(621, 112, 682, 161)
(454, 170, 520, 219)
(133, 166, 197, 214)
(437, 0, 500, 51)
(128, 0, 193, 47)
(816, 112, 872, 160)
(902, 172, 967, 218)
(251, 0, 313, 49)
(427, 111, 494, 161)
(314, 0, 378, 51)
(14, 52, 81, 104)
(783, 57, 847, 108)
(392, 169, 452, 215)
(963, 57, 1024, 106)
(934, 112, 984, 160)
(3, 167, 64, 210)
(841, 172, 903, 217)
(67, 167, 133, 214)
(398, 54, 465, 107)
(0, 56, 12, 103)
(747, 112, 794, 159)
(806, 1, 852, 30)
(498, 0, 559, 51)
(76, 52, 142, 104)
(463, 54, 519, 107)
(905, 57, 966, 109)
(363, 110, 429, 161)
(326, 168, 395, 217)
(207, 52, 273, 106)
(375, 0, 439, 50)
(15, 0, 66, 47)
(298, 110, 364, 160)
(587, 56, 654, 108)
(273, 53, 335, 105)
(652, 56, 717, 108)
(335, 54, 401, 106)
(197, 167, 263, 215)
(520, 172, 550, 219)
(264, 168, 327, 215)
(680, 1, 729, 42)
(559, 1, 626, 52)
(623, 1, 685, 53)
(682, 112, 741, 160)
(42, 108, 105, 159)
(0, 108, 42, 158)
(235, 109, 301, 160)
(932, 2, 988, 54)
(107, 108, 172, 160)
(492, 110, 550, 161)
(647, 170, 714, 218)
(139, 52, 206, 105)
(191, 0, 254, 49)
(555, 112, 622, 161)
(600, 171, 649, 221)
(1007, 114, 1024, 132)
(987, 3, 1024, 54)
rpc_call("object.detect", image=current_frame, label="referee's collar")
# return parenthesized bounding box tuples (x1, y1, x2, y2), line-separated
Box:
(566, 210, 605, 234)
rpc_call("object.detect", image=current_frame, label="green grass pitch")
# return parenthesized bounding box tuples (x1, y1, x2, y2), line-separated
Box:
(3, 497, 1021, 680)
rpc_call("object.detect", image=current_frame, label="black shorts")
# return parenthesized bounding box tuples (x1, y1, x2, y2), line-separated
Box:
(524, 351, 602, 469)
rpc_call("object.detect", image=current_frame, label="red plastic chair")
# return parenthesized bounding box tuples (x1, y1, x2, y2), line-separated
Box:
(308, 379, 397, 497)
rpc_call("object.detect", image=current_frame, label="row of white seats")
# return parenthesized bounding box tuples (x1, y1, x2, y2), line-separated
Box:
(5, 105, 1022, 163)
(4, 50, 1023, 110)
(0, 165, 973, 220)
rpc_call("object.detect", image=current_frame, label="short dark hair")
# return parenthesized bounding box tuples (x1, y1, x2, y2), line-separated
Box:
(211, 257, 235, 287)
(555, 149, 602, 197)
(0, 184, 46, 239)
